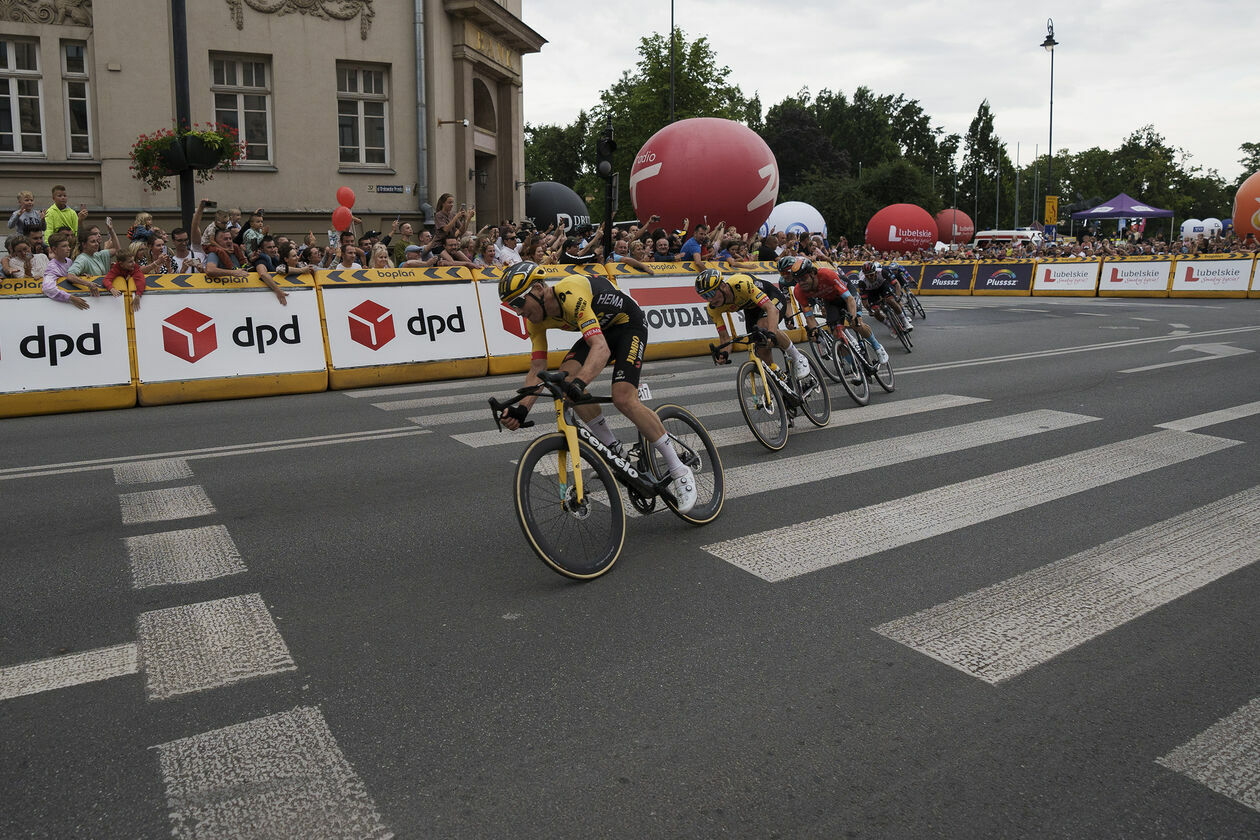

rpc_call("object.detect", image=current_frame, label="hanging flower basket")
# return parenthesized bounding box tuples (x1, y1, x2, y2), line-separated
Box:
(129, 123, 243, 192)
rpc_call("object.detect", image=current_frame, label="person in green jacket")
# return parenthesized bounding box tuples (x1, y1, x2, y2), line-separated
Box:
(44, 184, 88, 244)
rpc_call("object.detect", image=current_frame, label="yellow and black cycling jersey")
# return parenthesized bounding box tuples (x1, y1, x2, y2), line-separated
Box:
(704, 274, 770, 317)
(528, 275, 643, 355)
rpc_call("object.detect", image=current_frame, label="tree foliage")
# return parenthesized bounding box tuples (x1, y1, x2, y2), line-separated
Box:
(523, 32, 1242, 240)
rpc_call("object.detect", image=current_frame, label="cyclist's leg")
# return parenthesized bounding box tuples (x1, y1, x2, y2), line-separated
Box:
(561, 338, 619, 445)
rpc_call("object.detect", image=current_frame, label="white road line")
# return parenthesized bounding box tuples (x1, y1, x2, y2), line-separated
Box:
(137, 593, 295, 701)
(1076, 312, 1108, 317)
(113, 459, 193, 485)
(155, 706, 393, 840)
(702, 430, 1240, 582)
(381, 377, 733, 414)
(120, 486, 217, 525)
(1157, 695, 1260, 813)
(125, 525, 246, 589)
(723, 410, 1096, 500)
(875, 487, 1260, 684)
(1, 428, 429, 482)
(453, 393, 990, 448)
(1132, 317, 1158, 322)
(1157, 400, 1260, 432)
(0, 643, 138, 701)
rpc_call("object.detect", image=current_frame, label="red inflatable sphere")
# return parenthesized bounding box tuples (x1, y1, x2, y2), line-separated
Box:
(332, 205, 353, 232)
(1233, 171, 1260, 240)
(934, 208, 974, 244)
(336, 186, 356, 208)
(866, 204, 938, 252)
(630, 118, 779, 234)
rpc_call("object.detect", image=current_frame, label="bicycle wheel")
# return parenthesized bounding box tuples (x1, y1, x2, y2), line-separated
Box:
(909, 292, 926, 320)
(515, 433, 626, 580)
(736, 359, 788, 451)
(864, 339, 896, 392)
(785, 354, 831, 427)
(806, 330, 842, 384)
(834, 334, 870, 406)
(889, 308, 913, 352)
(645, 404, 724, 525)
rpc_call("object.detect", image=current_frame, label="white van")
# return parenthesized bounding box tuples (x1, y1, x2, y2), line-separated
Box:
(972, 229, 1043, 249)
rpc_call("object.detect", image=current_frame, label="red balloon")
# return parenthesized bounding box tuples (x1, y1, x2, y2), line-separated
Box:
(630, 118, 778, 234)
(866, 204, 938, 252)
(336, 186, 356, 208)
(332, 205, 353, 231)
(934, 208, 975, 244)
(1233, 171, 1260, 239)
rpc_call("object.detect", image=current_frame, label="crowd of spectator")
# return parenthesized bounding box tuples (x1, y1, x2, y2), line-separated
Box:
(6, 183, 1259, 313)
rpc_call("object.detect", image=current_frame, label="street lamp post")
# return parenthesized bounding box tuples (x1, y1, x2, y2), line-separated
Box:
(1041, 19, 1058, 238)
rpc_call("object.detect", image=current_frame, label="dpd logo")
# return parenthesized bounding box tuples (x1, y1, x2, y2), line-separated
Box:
(348, 299, 395, 350)
(19, 323, 102, 366)
(163, 307, 217, 363)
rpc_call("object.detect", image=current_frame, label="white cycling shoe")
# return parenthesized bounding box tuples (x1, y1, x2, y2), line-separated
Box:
(791, 356, 812, 380)
(877, 346, 890, 364)
(669, 467, 697, 514)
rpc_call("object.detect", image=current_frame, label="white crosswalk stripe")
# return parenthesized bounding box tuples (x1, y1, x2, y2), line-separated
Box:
(701, 430, 1240, 582)
(125, 525, 246, 589)
(874, 487, 1260, 683)
(1157, 694, 1260, 813)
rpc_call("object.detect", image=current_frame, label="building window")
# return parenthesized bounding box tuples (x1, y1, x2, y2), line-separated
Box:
(61, 40, 91, 157)
(336, 64, 388, 166)
(211, 55, 271, 163)
(0, 38, 44, 155)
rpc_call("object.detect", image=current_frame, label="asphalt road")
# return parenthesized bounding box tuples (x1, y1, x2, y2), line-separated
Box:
(2, 295, 1259, 839)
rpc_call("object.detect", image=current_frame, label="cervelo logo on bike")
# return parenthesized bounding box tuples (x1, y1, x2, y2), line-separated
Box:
(577, 425, 640, 478)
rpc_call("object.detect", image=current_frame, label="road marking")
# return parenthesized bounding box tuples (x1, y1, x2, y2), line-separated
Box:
(875, 487, 1260, 684)
(1120, 342, 1253, 374)
(114, 459, 193, 485)
(1, 428, 430, 482)
(453, 393, 989, 449)
(1156, 400, 1260, 432)
(0, 643, 138, 701)
(1157, 695, 1260, 813)
(381, 378, 733, 415)
(1132, 317, 1158, 322)
(125, 525, 246, 589)
(1076, 312, 1108, 317)
(137, 593, 295, 701)
(722, 410, 1097, 500)
(702, 430, 1240, 582)
(120, 485, 216, 525)
(155, 706, 393, 840)
(892, 325, 1260, 377)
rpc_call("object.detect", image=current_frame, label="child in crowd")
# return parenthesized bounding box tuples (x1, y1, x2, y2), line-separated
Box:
(7, 190, 45, 237)
(240, 211, 266, 259)
(44, 184, 87, 244)
(101, 242, 148, 312)
(127, 211, 155, 243)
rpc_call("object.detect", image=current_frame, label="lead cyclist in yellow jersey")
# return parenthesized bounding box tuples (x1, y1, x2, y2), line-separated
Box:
(695, 267, 812, 379)
(496, 261, 697, 513)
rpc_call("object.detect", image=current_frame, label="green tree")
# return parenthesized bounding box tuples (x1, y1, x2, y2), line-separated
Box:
(958, 100, 1014, 231)
(762, 90, 845, 193)
(1235, 142, 1260, 187)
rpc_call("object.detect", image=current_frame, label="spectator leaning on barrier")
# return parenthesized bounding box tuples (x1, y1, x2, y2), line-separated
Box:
(437, 234, 474, 267)
(277, 242, 317, 280)
(101, 242, 147, 312)
(70, 215, 120, 278)
(250, 235, 289, 305)
(44, 185, 88, 246)
(42, 230, 93, 309)
(608, 237, 654, 274)
(399, 243, 436, 268)
(8, 190, 45, 238)
(169, 228, 204, 273)
(204, 227, 250, 280)
(2, 234, 47, 278)
(369, 243, 394, 269)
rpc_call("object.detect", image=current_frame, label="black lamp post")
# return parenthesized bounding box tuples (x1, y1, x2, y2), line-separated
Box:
(1041, 19, 1058, 235)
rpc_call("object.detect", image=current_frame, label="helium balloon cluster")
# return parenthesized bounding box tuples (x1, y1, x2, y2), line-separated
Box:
(333, 186, 355, 231)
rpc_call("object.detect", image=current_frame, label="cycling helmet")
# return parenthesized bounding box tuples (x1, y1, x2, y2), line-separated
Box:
(695, 267, 723, 296)
(862, 260, 882, 275)
(779, 256, 814, 287)
(499, 260, 543, 303)
(776, 255, 797, 276)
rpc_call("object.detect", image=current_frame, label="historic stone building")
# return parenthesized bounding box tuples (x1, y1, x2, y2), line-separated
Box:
(0, 0, 544, 234)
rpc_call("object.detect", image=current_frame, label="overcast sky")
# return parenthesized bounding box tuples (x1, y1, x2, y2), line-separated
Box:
(520, 0, 1257, 184)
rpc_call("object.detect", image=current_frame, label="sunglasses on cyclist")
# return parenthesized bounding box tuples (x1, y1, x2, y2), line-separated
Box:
(698, 288, 721, 300)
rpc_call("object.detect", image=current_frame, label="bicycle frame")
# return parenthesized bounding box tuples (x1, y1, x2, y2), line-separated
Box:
(711, 313, 794, 407)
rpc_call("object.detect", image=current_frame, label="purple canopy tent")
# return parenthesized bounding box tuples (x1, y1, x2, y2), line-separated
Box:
(1069, 192, 1173, 220)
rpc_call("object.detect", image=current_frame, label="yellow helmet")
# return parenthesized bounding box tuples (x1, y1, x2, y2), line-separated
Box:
(695, 267, 723, 296)
(499, 260, 543, 303)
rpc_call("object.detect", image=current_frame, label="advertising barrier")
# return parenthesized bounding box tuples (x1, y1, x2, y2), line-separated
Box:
(317, 267, 488, 389)
(1032, 259, 1101, 296)
(0, 275, 135, 417)
(1098, 257, 1173, 297)
(132, 273, 327, 405)
(972, 261, 1035, 296)
(1169, 254, 1256, 298)
(605, 260, 730, 356)
(918, 262, 977, 295)
(475, 262, 613, 375)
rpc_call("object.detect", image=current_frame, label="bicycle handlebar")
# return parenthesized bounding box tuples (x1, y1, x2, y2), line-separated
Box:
(488, 369, 611, 431)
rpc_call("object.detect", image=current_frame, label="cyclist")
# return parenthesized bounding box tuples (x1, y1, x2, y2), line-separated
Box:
(778, 256, 889, 365)
(858, 261, 912, 331)
(695, 266, 812, 380)
(495, 261, 697, 513)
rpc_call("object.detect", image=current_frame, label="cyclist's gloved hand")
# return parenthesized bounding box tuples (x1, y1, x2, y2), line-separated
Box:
(504, 404, 529, 424)
(562, 376, 588, 402)
(714, 350, 730, 366)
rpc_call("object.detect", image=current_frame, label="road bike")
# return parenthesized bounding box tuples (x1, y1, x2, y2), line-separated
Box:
(489, 371, 723, 581)
(839, 319, 896, 395)
(710, 326, 831, 451)
(868, 296, 914, 353)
